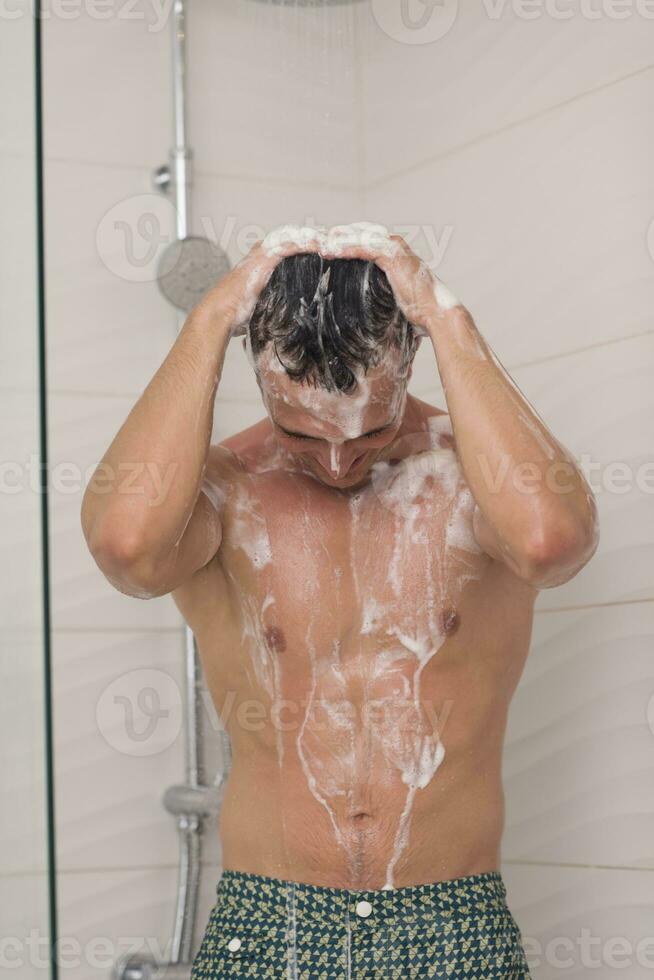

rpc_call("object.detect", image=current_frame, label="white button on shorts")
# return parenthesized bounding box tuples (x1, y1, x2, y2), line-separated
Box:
(355, 900, 372, 918)
(227, 937, 242, 952)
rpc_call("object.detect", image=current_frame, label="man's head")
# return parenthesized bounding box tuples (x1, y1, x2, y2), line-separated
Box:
(245, 253, 419, 489)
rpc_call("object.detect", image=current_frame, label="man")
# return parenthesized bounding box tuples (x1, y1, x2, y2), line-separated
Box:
(82, 223, 598, 978)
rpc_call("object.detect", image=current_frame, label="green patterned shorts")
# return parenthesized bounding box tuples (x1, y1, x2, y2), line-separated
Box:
(191, 869, 532, 978)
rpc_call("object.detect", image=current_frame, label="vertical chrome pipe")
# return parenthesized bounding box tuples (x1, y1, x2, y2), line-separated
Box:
(169, 0, 203, 964)
(115, 5, 216, 979)
(171, 0, 192, 241)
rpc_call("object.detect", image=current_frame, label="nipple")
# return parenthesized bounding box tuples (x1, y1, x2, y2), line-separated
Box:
(440, 608, 460, 635)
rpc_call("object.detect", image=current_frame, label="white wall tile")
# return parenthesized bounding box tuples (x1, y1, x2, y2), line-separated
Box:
(0, 634, 48, 876)
(44, 161, 178, 397)
(0, 150, 39, 392)
(53, 631, 189, 871)
(358, 0, 654, 184)
(42, 12, 169, 169)
(0, 390, 44, 631)
(188, 0, 361, 186)
(364, 68, 654, 365)
(0, 873, 51, 980)
(0, 15, 36, 157)
(502, 863, 654, 978)
(56, 866, 218, 979)
(504, 602, 654, 868)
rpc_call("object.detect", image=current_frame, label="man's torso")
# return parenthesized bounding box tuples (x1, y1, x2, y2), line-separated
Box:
(174, 397, 537, 890)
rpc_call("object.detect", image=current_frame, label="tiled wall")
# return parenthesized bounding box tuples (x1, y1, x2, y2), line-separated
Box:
(43, 1, 653, 977)
(356, 1, 654, 975)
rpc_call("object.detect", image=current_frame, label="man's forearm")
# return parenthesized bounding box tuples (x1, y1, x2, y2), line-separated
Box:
(425, 303, 599, 585)
(81, 298, 233, 589)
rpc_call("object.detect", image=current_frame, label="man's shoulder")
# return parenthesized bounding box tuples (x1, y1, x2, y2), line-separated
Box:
(408, 393, 448, 423)
(209, 417, 272, 476)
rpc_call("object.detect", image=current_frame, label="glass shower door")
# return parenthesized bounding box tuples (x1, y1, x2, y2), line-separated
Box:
(0, 8, 55, 980)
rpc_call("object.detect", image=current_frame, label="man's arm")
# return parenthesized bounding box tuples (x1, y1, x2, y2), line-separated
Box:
(321, 230, 599, 588)
(81, 298, 233, 599)
(81, 236, 318, 598)
(423, 301, 599, 588)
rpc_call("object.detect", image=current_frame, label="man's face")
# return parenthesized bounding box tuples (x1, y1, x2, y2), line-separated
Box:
(253, 345, 411, 490)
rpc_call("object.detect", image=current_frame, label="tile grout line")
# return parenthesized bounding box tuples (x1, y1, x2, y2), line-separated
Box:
(45, 326, 654, 402)
(42, 153, 356, 194)
(42, 64, 654, 192)
(5, 859, 653, 878)
(365, 61, 654, 190)
(502, 858, 654, 874)
(51, 596, 654, 637)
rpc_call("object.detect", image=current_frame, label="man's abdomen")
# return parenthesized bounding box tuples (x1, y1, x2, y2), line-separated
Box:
(217, 722, 506, 891)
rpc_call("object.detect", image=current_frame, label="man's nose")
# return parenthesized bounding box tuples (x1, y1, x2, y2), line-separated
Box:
(322, 442, 355, 478)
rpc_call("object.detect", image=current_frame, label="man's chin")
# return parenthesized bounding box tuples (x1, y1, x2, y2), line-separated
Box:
(311, 465, 373, 491)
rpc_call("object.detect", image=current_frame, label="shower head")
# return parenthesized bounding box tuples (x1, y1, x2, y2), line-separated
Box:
(157, 236, 231, 313)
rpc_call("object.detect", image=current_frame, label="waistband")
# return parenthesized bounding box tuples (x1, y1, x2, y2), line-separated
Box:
(216, 869, 509, 930)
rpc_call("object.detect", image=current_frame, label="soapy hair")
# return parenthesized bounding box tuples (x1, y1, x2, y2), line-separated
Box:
(248, 254, 419, 394)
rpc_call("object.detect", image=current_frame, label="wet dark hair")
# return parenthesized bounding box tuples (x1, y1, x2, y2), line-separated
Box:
(248, 254, 418, 394)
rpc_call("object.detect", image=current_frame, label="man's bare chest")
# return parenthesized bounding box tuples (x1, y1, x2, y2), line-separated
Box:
(218, 448, 490, 670)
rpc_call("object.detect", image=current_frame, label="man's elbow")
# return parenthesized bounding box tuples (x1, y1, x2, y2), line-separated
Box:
(83, 511, 170, 599)
(519, 514, 599, 589)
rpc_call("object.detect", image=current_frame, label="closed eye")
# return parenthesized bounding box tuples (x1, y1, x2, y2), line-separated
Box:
(277, 426, 320, 442)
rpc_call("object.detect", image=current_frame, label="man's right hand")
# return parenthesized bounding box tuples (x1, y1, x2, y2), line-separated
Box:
(197, 228, 328, 337)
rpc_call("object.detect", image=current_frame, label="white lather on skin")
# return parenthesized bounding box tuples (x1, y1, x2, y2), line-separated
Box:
(216, 395, 485, 888)
(209, 222, 596, 889)
(292, 414, 483, 887)
(216, 228, 513, 887)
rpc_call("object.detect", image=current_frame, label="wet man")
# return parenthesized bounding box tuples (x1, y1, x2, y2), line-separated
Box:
(83, 224, 599, 978)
